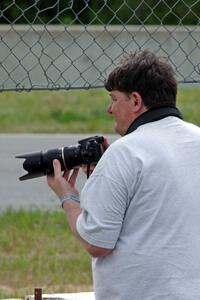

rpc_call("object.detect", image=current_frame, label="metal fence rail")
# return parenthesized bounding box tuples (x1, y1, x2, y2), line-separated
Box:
(0, 1, 200, 91)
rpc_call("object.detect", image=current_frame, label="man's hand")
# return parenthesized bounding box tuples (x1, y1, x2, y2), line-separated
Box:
(47, 158, 113, 258)
(82, 137, 110, 176)
(102, 137, 110, 151)
(47, 159, 79, 199)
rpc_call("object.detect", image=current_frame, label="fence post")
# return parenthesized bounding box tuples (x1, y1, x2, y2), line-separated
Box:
(34, 288, 42, 300)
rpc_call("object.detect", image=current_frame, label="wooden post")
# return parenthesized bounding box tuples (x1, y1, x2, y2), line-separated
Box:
(34, 288, 42, 300)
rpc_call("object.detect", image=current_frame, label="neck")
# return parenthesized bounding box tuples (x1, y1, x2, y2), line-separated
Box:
(125, 106, 183, 135)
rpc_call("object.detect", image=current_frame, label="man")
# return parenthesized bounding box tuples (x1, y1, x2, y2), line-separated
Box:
(47, 50, 200, 299)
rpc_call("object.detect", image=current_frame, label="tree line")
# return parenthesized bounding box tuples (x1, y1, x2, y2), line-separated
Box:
(0, 0, 199, 25)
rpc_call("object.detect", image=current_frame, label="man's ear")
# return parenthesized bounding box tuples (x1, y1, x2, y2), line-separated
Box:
(130, 92, 144, 113)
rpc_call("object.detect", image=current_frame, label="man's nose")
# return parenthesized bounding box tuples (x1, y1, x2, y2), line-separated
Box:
(107, 104, 112, 114)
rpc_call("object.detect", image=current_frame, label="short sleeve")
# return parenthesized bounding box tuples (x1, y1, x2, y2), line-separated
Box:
(76, 172, 128, 249)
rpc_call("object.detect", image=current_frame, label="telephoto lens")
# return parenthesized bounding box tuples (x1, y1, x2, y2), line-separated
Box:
(16, 136, 105, 181)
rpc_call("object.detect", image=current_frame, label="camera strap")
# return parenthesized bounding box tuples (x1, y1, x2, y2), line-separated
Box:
(125, 106, 183, 135)
(87, 164, 91, 179)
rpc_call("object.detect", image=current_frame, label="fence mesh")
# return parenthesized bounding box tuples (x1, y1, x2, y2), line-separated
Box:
(0, 0, 200, 91)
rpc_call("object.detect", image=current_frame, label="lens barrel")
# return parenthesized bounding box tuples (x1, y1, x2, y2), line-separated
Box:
(16, 136, 104, 181)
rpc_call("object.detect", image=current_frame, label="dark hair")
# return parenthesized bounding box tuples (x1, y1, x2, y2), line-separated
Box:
(105, 50, 177, 108)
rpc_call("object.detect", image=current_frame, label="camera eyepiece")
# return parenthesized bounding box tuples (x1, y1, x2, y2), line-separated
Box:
(16, 136, 104, 181)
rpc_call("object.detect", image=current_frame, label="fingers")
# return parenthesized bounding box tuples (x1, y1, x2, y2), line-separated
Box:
(47, 159, 62, 186)
(47, 160, 79, 199)
(63, 169, 70, 181)
(53, 159, 62, 178)
(53, 158, 79, 184)
(63, 167, 79, 187)
(81, 164, 95, 176)
(81, 164, 87, 174)
(103, 138, 110, 150)
(69, 168, 79, 187)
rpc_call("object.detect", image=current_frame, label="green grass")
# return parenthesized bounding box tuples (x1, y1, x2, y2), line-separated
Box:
(0, 87, 200, 133)
(0, 209, 92, 299)
(177, 88, 200, 125)
(0, 89, 113, 133)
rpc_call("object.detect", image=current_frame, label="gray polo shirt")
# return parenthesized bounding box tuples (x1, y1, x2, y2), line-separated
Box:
(77, 117, 200, 300)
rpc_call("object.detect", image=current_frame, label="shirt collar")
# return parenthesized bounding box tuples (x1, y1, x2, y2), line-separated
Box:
(125, 106, 183, 135)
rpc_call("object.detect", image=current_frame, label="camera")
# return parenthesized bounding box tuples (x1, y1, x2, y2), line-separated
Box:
(16, 136, 104, 181)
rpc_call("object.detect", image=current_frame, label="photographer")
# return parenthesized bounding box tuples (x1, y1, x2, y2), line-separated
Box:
(47, 50, 200, 299)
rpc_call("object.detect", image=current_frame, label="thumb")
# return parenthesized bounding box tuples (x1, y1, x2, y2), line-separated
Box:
(53, 159, 62, 177)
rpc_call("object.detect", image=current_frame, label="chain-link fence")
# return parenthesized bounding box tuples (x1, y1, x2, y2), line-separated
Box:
(0, 0, 200, 91)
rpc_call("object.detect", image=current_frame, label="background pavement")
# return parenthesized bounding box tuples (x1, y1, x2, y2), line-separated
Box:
(0, 134, 118, 211)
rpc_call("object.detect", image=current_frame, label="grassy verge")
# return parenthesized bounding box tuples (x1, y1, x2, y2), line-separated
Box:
(0, 209, 92, 299)
(0, 89, 113, 133)
(177, 88, 200, 125)
(0, 87, 200, 133)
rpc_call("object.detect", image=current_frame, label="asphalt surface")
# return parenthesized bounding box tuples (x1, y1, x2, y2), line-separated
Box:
(0, 134, 118, 211)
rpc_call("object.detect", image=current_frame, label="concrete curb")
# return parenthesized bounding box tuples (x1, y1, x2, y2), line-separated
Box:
(25, 293, 95, 300)
(2, 293, 95, 300)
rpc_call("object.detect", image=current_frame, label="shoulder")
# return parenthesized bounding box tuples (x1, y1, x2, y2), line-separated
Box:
(92, 134, 144, 184)
(181, 119, 200, 133)
(100, 134, 140, 164)
(105, 132, 143, 154)
(104, 129, 153, 158)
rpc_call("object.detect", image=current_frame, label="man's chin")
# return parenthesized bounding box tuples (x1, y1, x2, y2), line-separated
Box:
(114, 124, 119, 134)
(114, 124, 123, 136)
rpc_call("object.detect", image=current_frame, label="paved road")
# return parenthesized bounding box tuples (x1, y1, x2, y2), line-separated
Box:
(0, 134, 118, 211)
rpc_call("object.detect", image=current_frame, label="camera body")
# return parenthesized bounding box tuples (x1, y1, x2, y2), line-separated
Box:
(16, 136, 104, 181)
